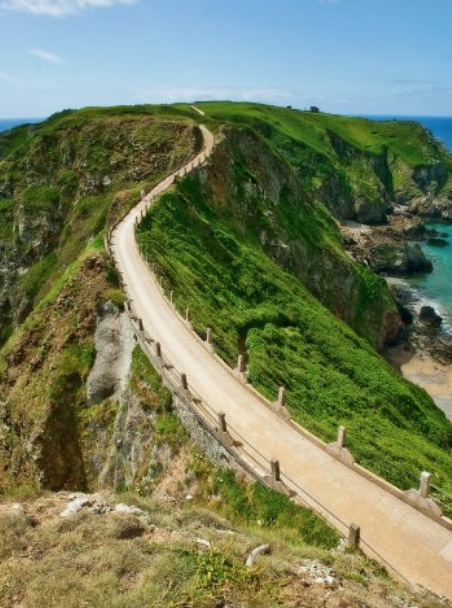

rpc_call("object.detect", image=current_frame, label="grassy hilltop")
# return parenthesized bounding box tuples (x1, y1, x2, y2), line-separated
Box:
(1, 101, 451, 500)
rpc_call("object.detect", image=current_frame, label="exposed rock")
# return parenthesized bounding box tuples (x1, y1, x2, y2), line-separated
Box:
(419, 306, 443, 327)
(412, 163, 448, 193)
(369, 242, 433, 275)
(86, 301, 134, 405)
(409, 195, 452, 220)
(427, 237, 448, 247)
(403, 222, 427, 240)
(355, 195, 387, 224)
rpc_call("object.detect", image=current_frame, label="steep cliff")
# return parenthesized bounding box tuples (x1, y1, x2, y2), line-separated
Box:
(199, 127, 398, 348)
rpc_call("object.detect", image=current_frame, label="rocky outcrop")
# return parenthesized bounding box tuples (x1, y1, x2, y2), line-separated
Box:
(86, 302, 134, 405)
(355, 195, 387, 224)
(408, 195, 452, 220)
(369, 242, 433, 275)
(419, 305, 443, 327)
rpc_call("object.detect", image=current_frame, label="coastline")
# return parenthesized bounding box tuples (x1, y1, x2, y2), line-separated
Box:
(386, 344, 452, 422)
(341, 222, 452, 422)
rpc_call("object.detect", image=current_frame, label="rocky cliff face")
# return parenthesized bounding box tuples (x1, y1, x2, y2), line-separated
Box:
(200, 127, 399, 348)
(0, 251, 186, 494)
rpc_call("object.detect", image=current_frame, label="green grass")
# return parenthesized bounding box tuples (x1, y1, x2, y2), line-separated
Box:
(210, 469, 339, 549)
(195, 101, 451, 168)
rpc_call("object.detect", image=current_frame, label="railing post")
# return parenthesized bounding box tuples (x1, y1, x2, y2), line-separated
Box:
(218, 411, 227, 433)
(138, 318, 143, 332)
(419, 471, 431, 499)
(337, 425, 347, 449)
(206, 328, 212, 345)
(170, 290, 174, 303)
(270, 459, 281, 482)
(348, 523, 360, 550)
(181, 373, 188, 390)
(277, 386, 285, 408)
(155, 342, 161, 358)
(237, 354, 246, 373)
(185, 307, 190, 323)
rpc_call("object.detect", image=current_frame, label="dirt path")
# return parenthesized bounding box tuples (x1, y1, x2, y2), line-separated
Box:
(111, 126, 452, 600)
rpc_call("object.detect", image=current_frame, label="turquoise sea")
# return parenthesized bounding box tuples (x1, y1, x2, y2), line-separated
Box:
(367, 115, 452, 330)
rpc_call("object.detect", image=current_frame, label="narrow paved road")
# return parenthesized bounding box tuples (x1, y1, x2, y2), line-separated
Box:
(111, 124, 452, 599)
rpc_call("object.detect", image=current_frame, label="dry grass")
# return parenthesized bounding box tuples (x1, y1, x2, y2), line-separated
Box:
(0, 493, 448, 608)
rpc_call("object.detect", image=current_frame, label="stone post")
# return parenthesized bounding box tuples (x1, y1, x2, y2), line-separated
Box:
(170, 290, 174, 303)
(237, 354, 246, 373)
(185, 308, 190, 323)
(277, 386, 285, 408)
(138, 318, 144, 332)
(348, 523, 360, 550)
(337, 425, 347, 449)
(270, 459, 281, 483)
(419, 471, 431, 499)
(155, 342, 162, 358)
(181, 373, 188, 390)
(206, 328, 212, 345)
(218, 412, 227, 434)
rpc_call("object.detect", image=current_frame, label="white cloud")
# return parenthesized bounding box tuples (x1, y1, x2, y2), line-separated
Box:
(134, 86, 295, 105)
(29, 48, 65, 64)
(0, 0, 137, 17)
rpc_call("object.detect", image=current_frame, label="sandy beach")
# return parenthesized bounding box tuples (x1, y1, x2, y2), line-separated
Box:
(386, 345, 452, 422)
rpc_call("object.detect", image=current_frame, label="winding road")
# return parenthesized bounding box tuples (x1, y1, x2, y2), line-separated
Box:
(110, 122, 452, 599)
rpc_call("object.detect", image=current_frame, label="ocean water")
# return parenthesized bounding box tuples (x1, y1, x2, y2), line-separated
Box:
(0, 118, 44, 133)
(365, 115, 452, 329)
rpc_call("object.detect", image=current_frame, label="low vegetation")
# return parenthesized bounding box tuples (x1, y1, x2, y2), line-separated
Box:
(0, 488, 447, 608)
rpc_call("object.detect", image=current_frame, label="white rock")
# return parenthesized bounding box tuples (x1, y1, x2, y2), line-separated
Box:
(60, 497, 92, 518)
(114, 503, 144, 516)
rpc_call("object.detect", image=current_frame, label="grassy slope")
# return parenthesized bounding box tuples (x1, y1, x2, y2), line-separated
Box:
(190, 102, 452, 211)
(137, 172, 452, 497)
(2, 487, 445, 608)
(194, 101, 452, 167)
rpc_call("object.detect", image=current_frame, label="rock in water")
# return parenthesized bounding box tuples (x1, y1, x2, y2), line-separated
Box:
(426, 237, 449, 247)
(419, 305, 443, 327)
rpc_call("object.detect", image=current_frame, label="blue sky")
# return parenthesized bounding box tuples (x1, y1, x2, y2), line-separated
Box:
(0, 0, 451, 118)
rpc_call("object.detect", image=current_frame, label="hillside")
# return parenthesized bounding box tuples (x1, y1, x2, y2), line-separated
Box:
(192, 101, 452, 223)
(0, 103, 452, 602)
(136, 121, 452, 496)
